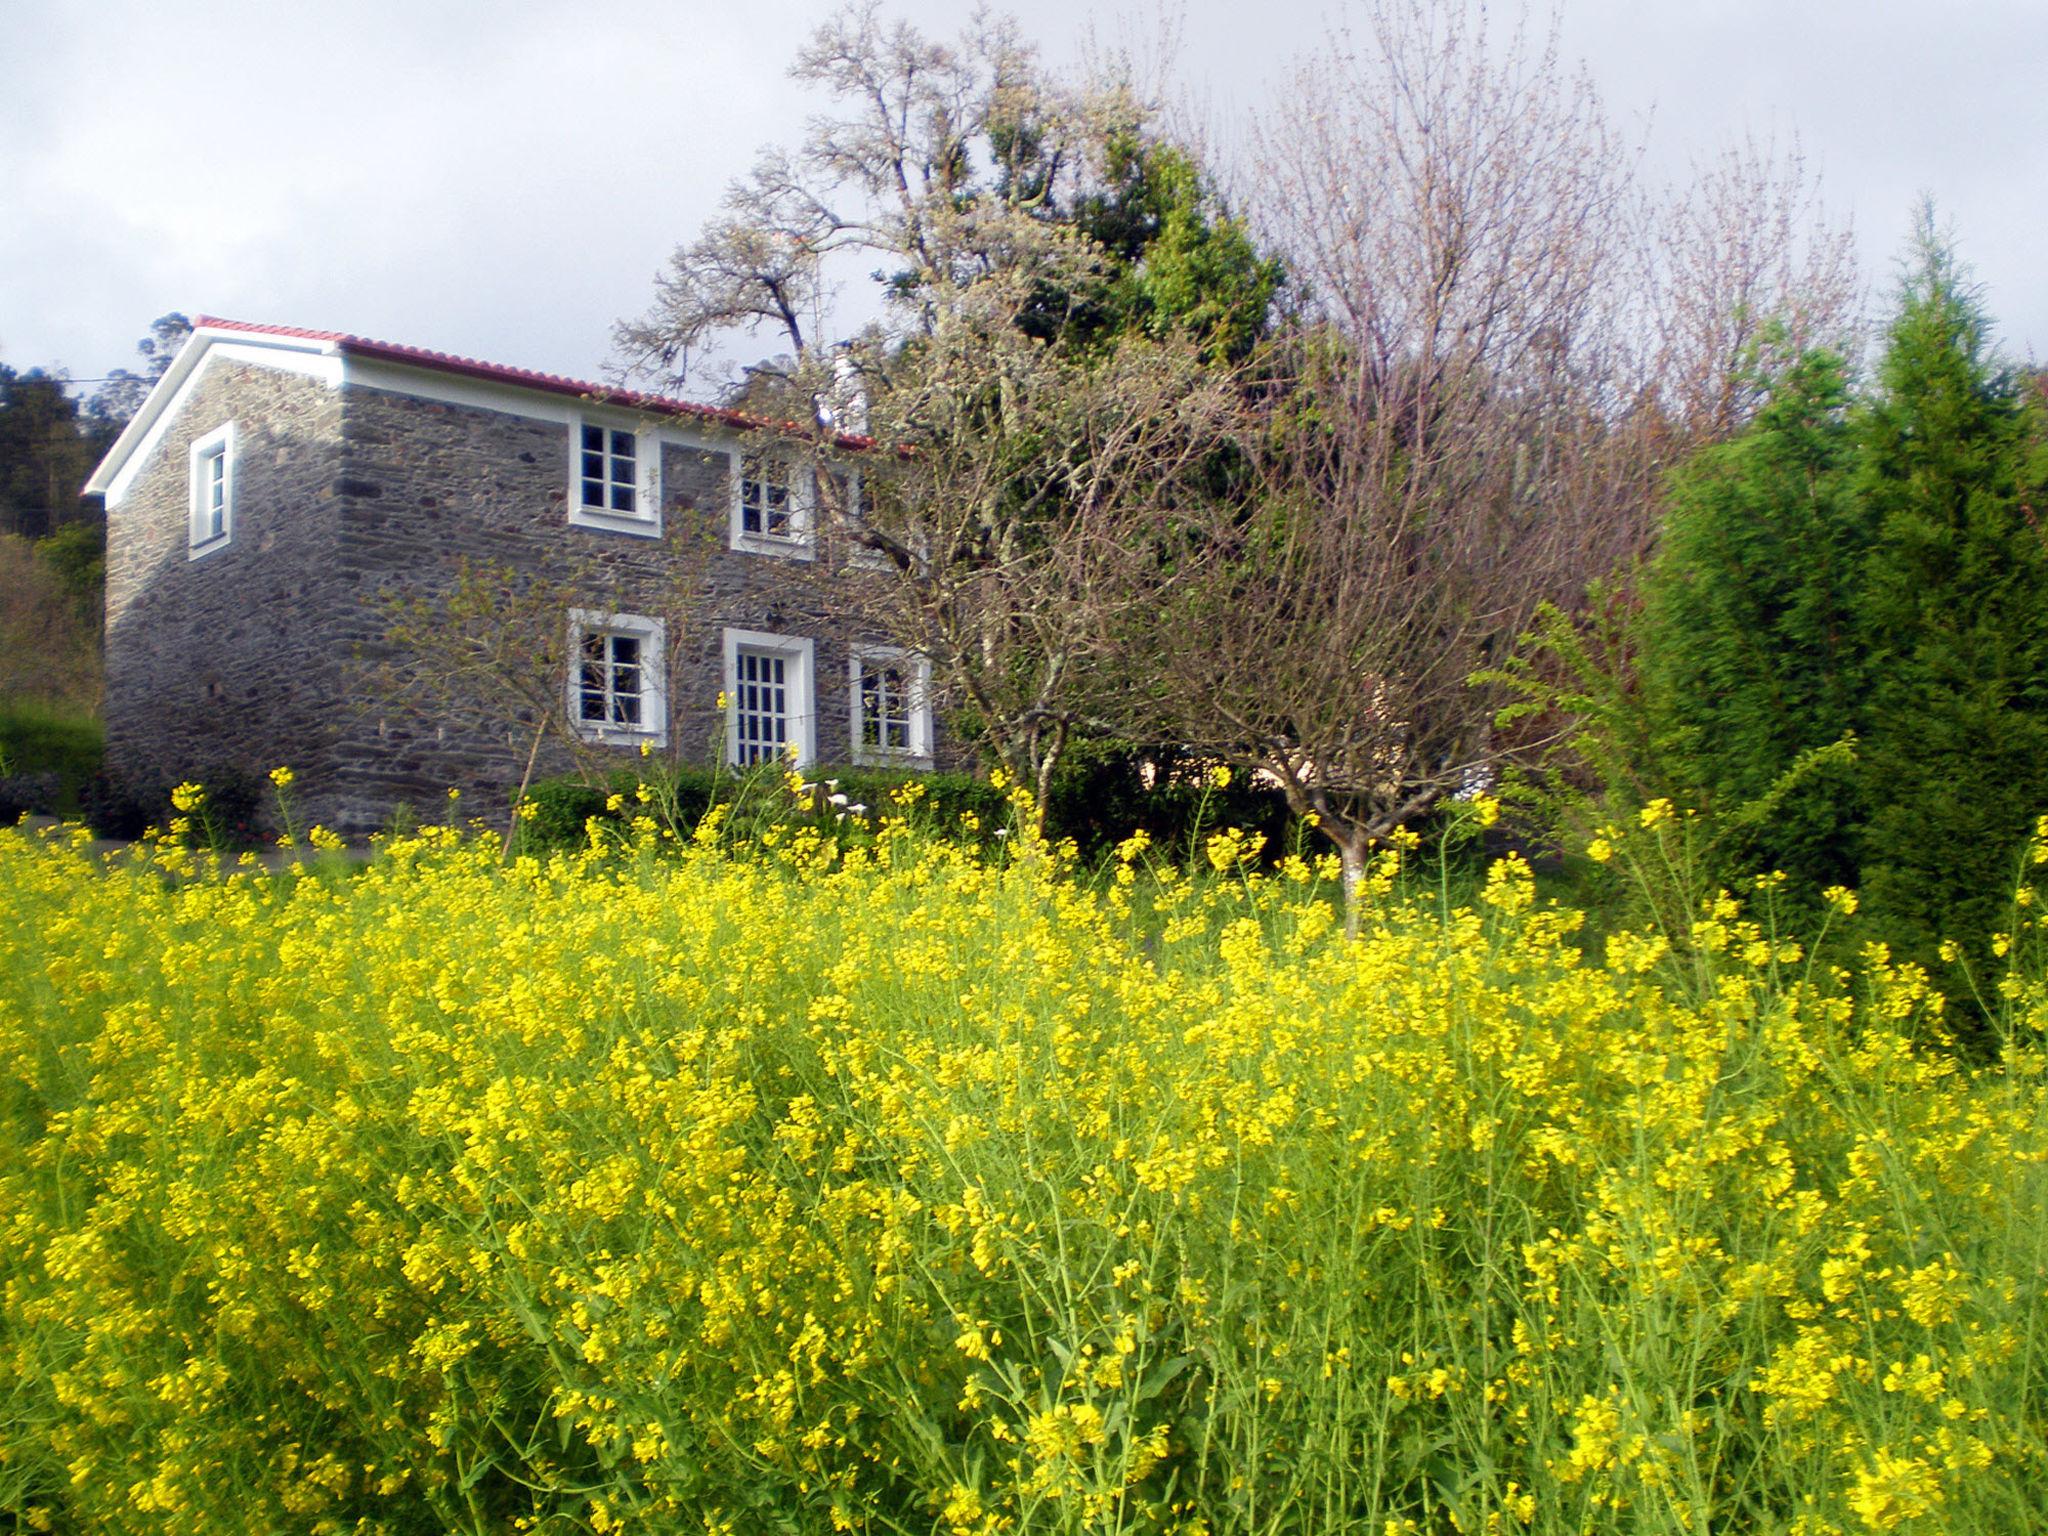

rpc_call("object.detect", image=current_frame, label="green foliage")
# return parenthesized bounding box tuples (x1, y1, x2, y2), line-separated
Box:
(514, 747, 1304, 869)
(1526, 217, 2048, 1034)
(1043, 739, 1294, 864)
(1070, 136, 1284, 363)
(0, 534, 100, 713)
(1491, 589, 1665, 837)
(0, 701, 102, 784)
(62, 761, 278, 847)
(33, 519, 105, 623)
(0, 366, 105, 541)
(1850, 219, 2048, 986)
(513, 764, 1012, 855)
(1638, 347, 1870, 898)
(0, 702, 102, 819)
(81, 312, 191, 431)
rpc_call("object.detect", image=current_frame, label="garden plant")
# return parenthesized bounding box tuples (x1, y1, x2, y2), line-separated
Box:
(2, 782, 2045, 1534)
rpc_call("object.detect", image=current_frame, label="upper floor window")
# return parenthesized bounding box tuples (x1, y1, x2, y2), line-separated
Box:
(850, 645, 934, 767)
(740, 454, 794, 535)
(731, 451, 817, 559)
(582, 424, 636, 515)
(187, 421, 235, 558)
(568, 609, 668, 747)
(569, 417, 661, 537)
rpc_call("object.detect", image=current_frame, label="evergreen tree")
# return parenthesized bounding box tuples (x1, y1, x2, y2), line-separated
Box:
(0, 366, 101, 540)
(1639, 346, 1870, 895)
(1069, 135, 1282, 364)
(1853, 216, 2048, 992)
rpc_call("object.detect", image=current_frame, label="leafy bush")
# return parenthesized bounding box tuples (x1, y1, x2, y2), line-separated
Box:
(0, 701, 101, 815)
(0, 771, 61, 823)
(1045, 740, 1295, 864)
(0, 534, 98, 711)
(77, 763, 267, 847)
(514, 747, 1299, 867)
(513, 762, 1010, 855)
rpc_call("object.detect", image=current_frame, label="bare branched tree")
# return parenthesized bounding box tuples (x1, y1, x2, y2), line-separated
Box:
(1654, 136, 1863, 439)
(1142, 2, 1661, 928)
(805, 261, 1238, 819)
(1255, 2, 1645, 417)
(620, 2, 1270, 810)
(616, 3, 1093, 389)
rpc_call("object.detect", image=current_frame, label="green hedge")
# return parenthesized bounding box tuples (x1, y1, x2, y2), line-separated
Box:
(515, 743, 1302, 866)
(515, 763, 1010, 854)
(0, 704, 103, 818)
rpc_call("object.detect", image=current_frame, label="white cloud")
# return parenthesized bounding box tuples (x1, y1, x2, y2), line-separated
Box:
(4, 0, 2043, 387)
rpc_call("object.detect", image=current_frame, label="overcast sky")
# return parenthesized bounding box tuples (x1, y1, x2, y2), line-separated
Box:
(6, 0, 2045, 397)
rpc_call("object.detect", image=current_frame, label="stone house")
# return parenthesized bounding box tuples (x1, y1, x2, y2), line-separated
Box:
(83, 317, 943, 833)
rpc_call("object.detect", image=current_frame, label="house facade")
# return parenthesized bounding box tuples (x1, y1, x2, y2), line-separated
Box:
(84, 318, 942, 833)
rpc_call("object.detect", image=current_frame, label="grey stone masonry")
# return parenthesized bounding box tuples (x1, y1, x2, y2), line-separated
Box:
(104, 360, 350, 814)
(105, 354, 959, 834)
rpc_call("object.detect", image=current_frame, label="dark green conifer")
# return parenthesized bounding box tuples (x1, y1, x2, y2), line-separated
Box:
(1639, 346, 1869, 896)
(1853, 213, 2048, 992)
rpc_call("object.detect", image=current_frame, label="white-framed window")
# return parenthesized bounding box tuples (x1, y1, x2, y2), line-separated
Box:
(569, 417, 661, 537)
(730, 450, 816, 558)
(849, 644, 934, 767)
(821, 466, 890, 569)
(187, 421, 235, 557)
(568, 609, 668, 747)
(723, 627, 816, 766)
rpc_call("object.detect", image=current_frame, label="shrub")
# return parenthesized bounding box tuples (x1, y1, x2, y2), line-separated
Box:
(76, 763, 267, 848)
(513, 762, 1010, 855)
(0, 701, 102, 815)
(0, 533, 98, 711)
(1044, 740, 1296, 865)
(514, 747, 1301, 867)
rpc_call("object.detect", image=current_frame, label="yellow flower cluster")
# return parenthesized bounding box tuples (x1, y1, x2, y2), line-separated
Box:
(0, 813, 2043, 1534)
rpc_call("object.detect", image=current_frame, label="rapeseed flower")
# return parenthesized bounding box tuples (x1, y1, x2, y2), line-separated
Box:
(0, 814, 2041, 1534)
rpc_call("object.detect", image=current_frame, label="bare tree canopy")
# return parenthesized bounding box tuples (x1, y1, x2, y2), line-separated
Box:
(1256, 3, 1641, 410)
(841, 261, 1239, 815)
(1653, 136, 1864, 439)
(618, 2, 1278, 815)
(612, 0, 1866, 889)
(1141, 3, 1673, 926)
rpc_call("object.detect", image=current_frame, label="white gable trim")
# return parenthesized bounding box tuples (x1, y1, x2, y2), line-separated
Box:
(87, 325, 754, 508)
(87, 329, 344, 506)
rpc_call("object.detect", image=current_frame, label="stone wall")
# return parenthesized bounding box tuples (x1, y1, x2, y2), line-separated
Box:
(105, 359, 964, 835)
(103, 359, 349, 815)
(318, 379, 951, 831)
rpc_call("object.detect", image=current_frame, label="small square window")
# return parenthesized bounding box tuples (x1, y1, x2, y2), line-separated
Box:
(730, 450, 815, 559)
(568, 418, 660, 537)
(849, 645, 933, 767)
(568, 610, 667, 746)
(740, 455, 794, 538)
(187, 421, 235, 557)
(581, 424, 638, 515)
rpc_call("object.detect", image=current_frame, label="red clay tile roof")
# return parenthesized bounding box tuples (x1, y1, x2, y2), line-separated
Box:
(192, 316, 875, 450)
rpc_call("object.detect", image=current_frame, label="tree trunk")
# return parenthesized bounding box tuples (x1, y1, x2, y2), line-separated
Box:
(1337, 833, 1371, 940)
(502, 720, 548, 864)
(1029, 720, 1068, 840)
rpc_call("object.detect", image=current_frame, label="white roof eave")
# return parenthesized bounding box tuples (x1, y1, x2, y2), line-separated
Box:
(83, 326, 343, 501)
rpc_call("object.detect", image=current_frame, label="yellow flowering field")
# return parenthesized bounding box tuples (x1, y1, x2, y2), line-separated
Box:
(2, 807, 2046, 1535)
